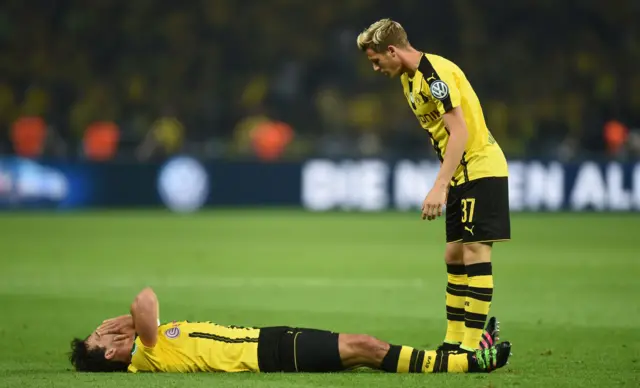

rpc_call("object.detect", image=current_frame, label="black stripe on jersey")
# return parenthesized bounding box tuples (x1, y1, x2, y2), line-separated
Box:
(189, 332, 259, 343)
(419, 91, 431, 103)
(460, 152, 469, 183)
(192, 322, 258, 330)
(407, 79, 417, 110)
(226, 324, 259, 330)
(418, 55, 453, 112)
(444, 125, 464, 185)
(425, 130, 444, 162)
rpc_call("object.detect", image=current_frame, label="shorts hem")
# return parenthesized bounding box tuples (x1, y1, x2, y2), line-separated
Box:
(462, 238, 510, 245)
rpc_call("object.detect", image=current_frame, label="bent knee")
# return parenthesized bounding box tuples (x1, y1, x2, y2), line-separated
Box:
(342, 334, 388, 355)
(463, 242, 492, 264)
(445, 242, 464, 265)
(339, 334, 389, 368)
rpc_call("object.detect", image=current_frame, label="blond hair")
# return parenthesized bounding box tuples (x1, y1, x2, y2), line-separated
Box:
(356, 18, 409, 52)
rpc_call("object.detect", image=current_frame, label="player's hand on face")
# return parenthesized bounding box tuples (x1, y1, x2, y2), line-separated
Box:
(112, 333, 131, 345)
(97, 314, 135, 336)
(421, 184, 447, 221)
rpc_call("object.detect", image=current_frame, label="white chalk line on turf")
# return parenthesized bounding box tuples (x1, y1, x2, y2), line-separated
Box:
(0, 276, 427, 291)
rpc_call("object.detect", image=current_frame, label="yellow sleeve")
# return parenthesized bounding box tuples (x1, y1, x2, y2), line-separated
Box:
(127, 338, 156, 373)
(419, 56, 461, 115)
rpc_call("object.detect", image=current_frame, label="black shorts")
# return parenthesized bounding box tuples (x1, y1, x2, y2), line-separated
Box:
(445, 177, 511, 244)
(257, 327, 343, 373)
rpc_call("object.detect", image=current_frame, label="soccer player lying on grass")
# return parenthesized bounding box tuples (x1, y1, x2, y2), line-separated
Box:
(70, 287, 511, 374)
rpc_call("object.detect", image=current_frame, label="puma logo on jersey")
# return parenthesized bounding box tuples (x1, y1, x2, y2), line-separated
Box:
(464, 225, 475, 235)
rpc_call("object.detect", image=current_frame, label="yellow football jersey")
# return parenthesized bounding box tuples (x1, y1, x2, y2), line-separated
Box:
(400, 53, 508, 185)
(128, 321, 261, 373)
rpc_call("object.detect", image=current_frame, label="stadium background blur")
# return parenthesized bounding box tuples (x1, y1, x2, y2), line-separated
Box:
(1, 0, 640, 161)
(1, 1, 639, 387)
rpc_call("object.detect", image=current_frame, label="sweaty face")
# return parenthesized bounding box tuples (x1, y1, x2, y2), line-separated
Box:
(366, 48, 402, 78)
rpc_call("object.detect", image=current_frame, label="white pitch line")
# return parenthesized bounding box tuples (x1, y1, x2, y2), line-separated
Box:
(0, 276, 428, 291)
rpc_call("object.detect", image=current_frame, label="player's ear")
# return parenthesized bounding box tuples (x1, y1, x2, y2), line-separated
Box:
(387, 45, 396, 56)
(104, 347, 116, 360)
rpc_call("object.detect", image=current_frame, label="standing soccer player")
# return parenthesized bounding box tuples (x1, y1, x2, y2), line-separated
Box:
(357, 19, 510, 354)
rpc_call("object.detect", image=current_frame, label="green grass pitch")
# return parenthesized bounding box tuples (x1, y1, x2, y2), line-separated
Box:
(1, 210, 639, 387)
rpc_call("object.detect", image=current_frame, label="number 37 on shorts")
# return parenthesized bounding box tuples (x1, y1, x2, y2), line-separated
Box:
(445, 177, 511, 244)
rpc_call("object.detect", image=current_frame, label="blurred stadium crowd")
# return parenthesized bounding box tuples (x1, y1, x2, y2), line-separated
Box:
(1, 0, 639, 162)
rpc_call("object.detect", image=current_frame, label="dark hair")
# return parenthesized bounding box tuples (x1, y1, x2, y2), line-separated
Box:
(69, 337, 128, 372)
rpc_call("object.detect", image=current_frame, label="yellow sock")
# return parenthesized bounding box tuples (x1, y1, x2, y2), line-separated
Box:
(380, 347, 470, 373)
(444, 264, 467, 344)
(423, 350, 469, 373)
(445, 353, 471, 373)
(381, 346, 424, 373)
(461, 262, 493, 351)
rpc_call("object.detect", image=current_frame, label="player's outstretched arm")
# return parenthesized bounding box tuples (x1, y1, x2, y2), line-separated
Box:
(421, 106, 469, 221)
(439, 106, 469, 184)
(130, 287, 159, 347)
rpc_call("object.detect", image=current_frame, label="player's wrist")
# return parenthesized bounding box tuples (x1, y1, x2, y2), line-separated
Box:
(434, 178, 450, 188)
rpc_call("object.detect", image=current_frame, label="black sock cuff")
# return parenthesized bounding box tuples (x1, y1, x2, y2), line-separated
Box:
(446, 264, 466, 275)
(466, 262, 492, 277)
(381, 345, 401, 372)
